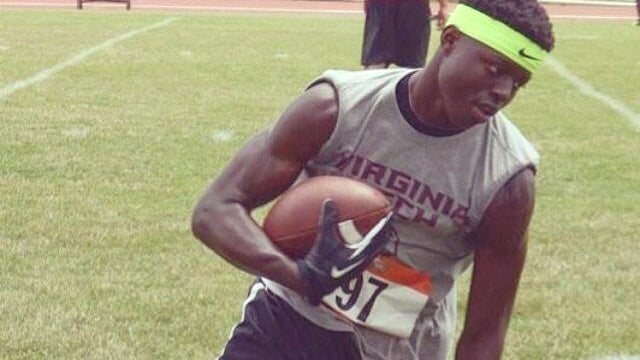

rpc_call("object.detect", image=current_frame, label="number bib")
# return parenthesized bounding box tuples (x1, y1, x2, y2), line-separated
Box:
(321, 255, 432, 338)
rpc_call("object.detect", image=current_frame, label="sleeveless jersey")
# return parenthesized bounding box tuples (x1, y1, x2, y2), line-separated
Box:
(263, 68, 539, 360)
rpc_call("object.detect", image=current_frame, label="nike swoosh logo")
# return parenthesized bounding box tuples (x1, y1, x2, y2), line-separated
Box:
(330, 258, 366, 279)
(347, 212, 393, 260)
(330, 212, 393, 279)
(518, 48, 540, 61)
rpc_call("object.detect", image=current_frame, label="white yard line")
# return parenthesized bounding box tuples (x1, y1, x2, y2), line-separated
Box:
(0, 17, 177, 101)
(542, 0, 635, 6)
(133, 5, 362, 13)
(553, 14, 635, 19)
(545, 55, 640, 130)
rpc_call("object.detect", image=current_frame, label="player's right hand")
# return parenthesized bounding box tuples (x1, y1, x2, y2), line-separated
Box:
(296, 199, 393, 305)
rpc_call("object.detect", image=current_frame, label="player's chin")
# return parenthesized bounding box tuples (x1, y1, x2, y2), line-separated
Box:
(448, 113, 485, 131)
(468, 106, 493, 125)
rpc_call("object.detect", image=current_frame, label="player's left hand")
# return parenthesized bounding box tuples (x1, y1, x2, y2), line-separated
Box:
(296, 199, 393, 305)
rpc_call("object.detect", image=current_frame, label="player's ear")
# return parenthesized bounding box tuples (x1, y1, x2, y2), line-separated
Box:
(440, 26, 463, 54)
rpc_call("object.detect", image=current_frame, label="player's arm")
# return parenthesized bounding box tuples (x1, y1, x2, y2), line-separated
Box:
(455, 168, 535, 360)
(190, 82, 338, 296)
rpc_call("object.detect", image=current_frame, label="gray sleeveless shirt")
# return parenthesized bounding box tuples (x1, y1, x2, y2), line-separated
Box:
(263, 68, 539, 360)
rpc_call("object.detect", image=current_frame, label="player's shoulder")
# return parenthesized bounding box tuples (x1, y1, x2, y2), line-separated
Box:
(488, 112, 540, 166)
(309, 68, 413, 91)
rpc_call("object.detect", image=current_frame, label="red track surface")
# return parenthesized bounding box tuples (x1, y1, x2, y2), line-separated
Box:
(0, 0, 636, 19)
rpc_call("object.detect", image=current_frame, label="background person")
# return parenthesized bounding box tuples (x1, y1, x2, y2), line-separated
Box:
(361, 0, 448, 69)
(191, 0, 554, 359)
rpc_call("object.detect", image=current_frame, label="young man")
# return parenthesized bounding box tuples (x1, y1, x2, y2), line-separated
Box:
(361, 0, 448, 69)
(191, 0, 555, 359)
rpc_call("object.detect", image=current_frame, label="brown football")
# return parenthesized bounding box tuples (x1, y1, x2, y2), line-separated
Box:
(262, 176, 392, 259)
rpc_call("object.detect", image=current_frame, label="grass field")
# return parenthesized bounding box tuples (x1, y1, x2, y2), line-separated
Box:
(1, 8, 639, 360)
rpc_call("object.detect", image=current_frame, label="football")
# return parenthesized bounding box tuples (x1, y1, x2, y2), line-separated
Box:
(262, 176, 392, 259)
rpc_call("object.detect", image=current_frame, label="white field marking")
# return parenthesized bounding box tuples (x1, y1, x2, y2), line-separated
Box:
(545, 55, 640, 130)
(0, 45, 8, 51)
(169, 5, 359, 14)
(211, 129, 234, 142)
(274, 53, 289, 60)
(0, 17, 177, 101)
(553, 15, 635, 20)
(558, 35, 600, 40)
(542, 0, 635, 6)
(63, 126, 90, 139)
(593, 356, 640, 360)
(179, 50, 193, 58)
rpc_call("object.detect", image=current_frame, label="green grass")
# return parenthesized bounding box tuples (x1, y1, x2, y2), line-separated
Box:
(1, 8, 639, 360)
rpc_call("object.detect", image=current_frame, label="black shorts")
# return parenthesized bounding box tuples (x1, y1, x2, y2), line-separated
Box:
(361, 0, 431, 68)
(217, 281, 362, 360)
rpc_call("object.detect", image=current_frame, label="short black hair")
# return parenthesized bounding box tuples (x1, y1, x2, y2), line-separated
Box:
(461, 0, 555, 52)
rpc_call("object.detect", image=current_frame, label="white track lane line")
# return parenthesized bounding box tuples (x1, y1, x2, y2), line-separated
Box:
(545, 55, 640, 130)
(0, 2, 636, 20)
(0, 17, 177, 101)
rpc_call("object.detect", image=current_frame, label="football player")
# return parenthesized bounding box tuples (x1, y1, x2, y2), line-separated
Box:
(192, 0, 554, 359)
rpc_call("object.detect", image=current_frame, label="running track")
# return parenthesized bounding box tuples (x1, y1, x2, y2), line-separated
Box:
(0, 0, 636, 20)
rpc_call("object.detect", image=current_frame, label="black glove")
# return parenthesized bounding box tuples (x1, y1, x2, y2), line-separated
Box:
(297, 199, 393, 305)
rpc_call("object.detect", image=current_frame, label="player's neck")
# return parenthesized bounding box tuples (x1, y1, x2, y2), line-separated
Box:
(407, 70, 462, 136)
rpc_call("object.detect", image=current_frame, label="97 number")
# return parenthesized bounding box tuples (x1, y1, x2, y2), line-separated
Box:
(334, 274, 388, 323)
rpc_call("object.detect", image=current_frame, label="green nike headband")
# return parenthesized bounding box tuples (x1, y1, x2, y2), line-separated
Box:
(446, 4, 548, 73)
